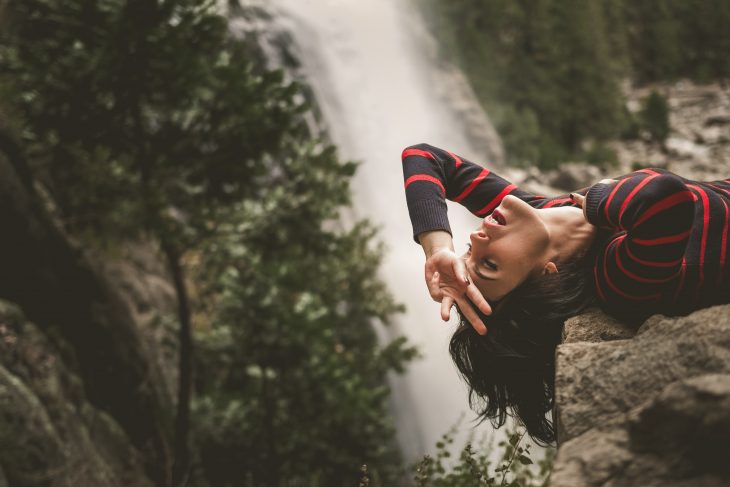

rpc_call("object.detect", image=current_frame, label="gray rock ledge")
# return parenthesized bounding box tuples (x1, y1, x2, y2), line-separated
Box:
(551, 304, 730, 487)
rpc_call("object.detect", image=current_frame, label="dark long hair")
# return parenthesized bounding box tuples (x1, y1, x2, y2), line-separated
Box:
(450, 242, 604, 445)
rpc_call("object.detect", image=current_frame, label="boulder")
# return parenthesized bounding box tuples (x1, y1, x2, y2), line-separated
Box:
(551, 304, 730, 487)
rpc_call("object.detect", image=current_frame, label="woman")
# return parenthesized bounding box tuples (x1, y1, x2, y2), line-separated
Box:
(402, 143, 730, 444)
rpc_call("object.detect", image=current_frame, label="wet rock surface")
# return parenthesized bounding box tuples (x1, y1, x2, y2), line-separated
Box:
(551, 304, 730, 487)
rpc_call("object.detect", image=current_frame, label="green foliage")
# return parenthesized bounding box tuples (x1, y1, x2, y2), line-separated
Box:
(190, 142, 417, 486)
(420, 0, 624, 169)
(408, 424, 554, 487)
(0, 1, 416, 485)
(625, 0, 730, 83)
(0, 0, 303, 243)
(584, 142, 618, 167)
(418, 0, 729, 168)
(639, 91, 671, 143)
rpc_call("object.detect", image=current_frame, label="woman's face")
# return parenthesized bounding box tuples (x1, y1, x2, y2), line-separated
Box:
(463, 195, 552, 302)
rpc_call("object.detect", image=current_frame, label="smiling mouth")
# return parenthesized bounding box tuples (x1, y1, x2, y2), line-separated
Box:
(487, 208, 506, 226)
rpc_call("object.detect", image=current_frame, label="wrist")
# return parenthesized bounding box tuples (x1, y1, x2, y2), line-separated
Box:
(417, 230, 454, 258)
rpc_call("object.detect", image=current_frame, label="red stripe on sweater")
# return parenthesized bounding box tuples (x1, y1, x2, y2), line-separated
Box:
(718, 198, 728, 286)
(688, 184, 710, 299)
(447, 151, 463, 168)
(402, 148, 435, 161)
(633, 229, 691, 246)
(615, 237, 678, 284)
(634, 191, 693, 228)
(605, 178, 630, 226)
(637, 168, 660, 176)
(542, 197, 572, 208)
(625, 242, 683, 268)
(454, 168, 490, 202)
(709, 183, 730, 197)
(404, 174, 445, 193)
(476, 184, 516, 216)
(619, 174, 659, 228)
(603, 237, 661, 301)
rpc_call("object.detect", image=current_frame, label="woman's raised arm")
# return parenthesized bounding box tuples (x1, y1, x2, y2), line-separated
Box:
(401, 143, 542, 334)
(401, 143, 544, 242)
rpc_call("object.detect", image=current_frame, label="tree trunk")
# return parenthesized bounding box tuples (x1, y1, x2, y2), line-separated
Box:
(162, 242, 193, 487)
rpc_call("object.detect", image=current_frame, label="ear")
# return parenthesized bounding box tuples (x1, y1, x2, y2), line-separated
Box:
(542, 261, 558, 276)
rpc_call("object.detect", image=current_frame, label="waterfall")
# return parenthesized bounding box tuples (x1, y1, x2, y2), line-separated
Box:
(230, 0, 507, 462)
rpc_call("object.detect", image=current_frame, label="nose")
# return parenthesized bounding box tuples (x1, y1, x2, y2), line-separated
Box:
(470, 230, 490, 243)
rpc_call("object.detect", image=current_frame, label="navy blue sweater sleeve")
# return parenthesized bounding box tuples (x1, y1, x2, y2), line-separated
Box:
(401, 143, 545, 241)
(584, 170, 695, 303)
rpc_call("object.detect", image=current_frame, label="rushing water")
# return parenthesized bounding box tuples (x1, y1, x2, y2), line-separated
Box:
(234, 0, 506, 462)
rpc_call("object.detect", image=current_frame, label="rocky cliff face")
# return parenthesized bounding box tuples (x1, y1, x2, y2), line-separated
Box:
(0, 144, 179, 485)
(551, 304, 730, 487)
(0, 300, 154, 487)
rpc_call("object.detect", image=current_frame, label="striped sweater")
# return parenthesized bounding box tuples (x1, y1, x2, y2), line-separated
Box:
(402, 143, 730, 319)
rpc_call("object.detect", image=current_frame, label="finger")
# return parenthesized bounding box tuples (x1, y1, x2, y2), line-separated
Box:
(427, 271, 441, 300)
(452, 256, 470, 286)
(570, 192, 586, 208)
(465, 284, 492, 316)
(456, 297, 488, 335)
(440, 296, 454, 321)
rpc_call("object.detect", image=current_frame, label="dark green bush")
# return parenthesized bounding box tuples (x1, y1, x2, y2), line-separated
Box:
(640, 91, 671, 142)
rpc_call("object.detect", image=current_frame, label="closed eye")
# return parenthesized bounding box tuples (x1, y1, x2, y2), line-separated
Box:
(466, 243, 498, 273)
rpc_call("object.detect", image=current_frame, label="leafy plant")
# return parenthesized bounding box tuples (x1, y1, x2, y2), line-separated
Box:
(408, 423, 554, 487)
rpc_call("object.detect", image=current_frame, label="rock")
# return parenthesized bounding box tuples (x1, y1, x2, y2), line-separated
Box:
(547, 163, 606, 192)
(0, 151, 173, 481)
(551, 304, 730, 487)
(617, 81, 730, 182)
(90, 239, 180, 405)
(629, 374, 730, 477)
(0, 300, 154, 487)
(665, 136, 710, 161)
(562, 307, 637, 344)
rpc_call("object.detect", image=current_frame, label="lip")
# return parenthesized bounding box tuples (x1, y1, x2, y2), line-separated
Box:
(493, 208, 507, 225)
(483, 208, 507, 230)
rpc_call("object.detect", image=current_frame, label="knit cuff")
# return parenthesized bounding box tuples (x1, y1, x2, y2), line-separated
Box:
(408, 199, 452, 243)
(585, 182, 613, 226)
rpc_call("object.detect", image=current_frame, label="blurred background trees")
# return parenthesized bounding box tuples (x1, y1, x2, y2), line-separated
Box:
(420, 0, 730, 168)
(0, 0, 415, 485)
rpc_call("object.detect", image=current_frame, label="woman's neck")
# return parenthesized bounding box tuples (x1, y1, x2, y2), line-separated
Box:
(539, 206, 598, 262)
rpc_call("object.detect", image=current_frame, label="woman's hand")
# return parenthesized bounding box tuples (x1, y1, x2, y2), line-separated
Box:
(424, 248, 492, 335)
(571, 178, 617, 221)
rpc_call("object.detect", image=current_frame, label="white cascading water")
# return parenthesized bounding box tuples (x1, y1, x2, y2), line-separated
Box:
(231, 0, 510, 462)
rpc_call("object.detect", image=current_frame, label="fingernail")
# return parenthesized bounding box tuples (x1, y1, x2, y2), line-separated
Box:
(464, 275, 470, 284)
